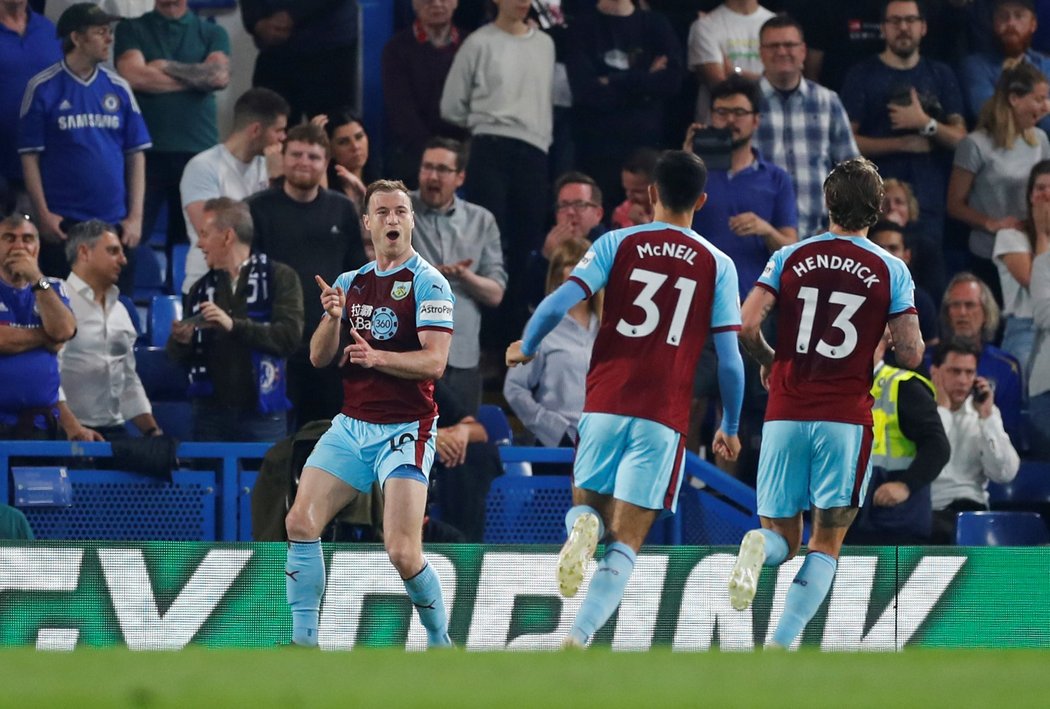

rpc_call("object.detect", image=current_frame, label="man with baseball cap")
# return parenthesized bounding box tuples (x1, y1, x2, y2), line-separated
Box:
(18, 2, 151, 280)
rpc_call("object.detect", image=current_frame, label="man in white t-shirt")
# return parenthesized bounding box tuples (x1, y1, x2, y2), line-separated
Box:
(178, 87, 288, 292)
(687, 0, 773, 122)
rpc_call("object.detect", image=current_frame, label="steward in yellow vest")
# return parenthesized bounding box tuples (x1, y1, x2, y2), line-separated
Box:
(847, 362, 950, 545)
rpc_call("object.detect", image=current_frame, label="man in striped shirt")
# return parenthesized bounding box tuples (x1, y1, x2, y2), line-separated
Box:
(753, 14, 859, 240)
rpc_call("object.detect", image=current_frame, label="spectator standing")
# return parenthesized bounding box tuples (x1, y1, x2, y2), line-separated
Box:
(946, 63, 1050, 293)
(248, 124, 367, 427)
(960, 0, 1050, 133)
(18, 3, 151, 280)
(0, 213, 76, 439)
(754, 14, 860, 239)
(114, 0, 230, 292)
(880, 176, 945, 298)
(994, 160, 1050, 378)
(684, 75, 797, 480)
(0, 0, 61, 215)
(686, 0, 773, 124)
(929, 338, 1020, 543)
(167, 197, 303, 442)
(565, 0, 683, 214)
(179, 87, 289, 293)
(440, 0, 554, 300)
(241, 0, 359, 124)
(381, 0, 468, 187)
(59, 220, 161, 440)
(840, 0, 967, 246)
(411, 137, 505, 414)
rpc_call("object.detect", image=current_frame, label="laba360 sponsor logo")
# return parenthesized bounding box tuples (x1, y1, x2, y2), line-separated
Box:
(0, 547, 970, 651)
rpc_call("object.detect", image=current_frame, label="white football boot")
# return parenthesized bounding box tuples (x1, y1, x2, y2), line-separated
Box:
(728, 529, 767, 611)
(557, 512, 600, 598)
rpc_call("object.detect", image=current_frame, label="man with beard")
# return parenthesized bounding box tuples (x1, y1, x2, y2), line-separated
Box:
(840, 0, 966, 247)
(248, 123, 367, 430)
(961, 0, 1050, 133)
(410, 137, 504, 414)
(683, 74, 796, 483)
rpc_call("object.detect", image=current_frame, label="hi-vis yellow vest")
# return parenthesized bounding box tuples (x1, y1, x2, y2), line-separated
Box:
(870, 364, 935, 471)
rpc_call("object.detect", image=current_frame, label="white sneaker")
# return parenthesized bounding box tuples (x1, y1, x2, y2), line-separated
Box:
(728, 529, 766, 611)
(557, 512, 600, 598)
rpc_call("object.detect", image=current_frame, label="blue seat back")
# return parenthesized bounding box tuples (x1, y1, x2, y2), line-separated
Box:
(955, 511, 1050, 546)
(171, 243, 189, 295)
(988, 461, 1050, 504)
(477, 404, 513, 446)
(484, 475, 572, 543)
(134, 346, 188, 401)
(149, 295, 183, 348)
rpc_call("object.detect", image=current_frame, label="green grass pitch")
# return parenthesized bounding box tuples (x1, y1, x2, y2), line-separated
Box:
(2, 647, 1049, 707)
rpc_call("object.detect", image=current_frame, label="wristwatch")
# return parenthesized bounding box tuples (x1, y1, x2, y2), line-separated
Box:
(31, 277, 51, 292)
(919, 118, 938, 137)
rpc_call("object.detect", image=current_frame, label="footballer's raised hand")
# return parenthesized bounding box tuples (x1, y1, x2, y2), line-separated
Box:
(315, 274, 345, 319)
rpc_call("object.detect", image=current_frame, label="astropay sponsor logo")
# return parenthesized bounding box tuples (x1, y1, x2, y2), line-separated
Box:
(419, 300, 453, 319)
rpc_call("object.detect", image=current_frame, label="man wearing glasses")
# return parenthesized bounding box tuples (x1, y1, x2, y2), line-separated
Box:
(522, 172, 607, 316)
(840, 0, 966, 248)
(18, 3, 151, 281)
(683, 74, 796, 483)
(410, 137, 505, 414)
(754, 14, 859, 240)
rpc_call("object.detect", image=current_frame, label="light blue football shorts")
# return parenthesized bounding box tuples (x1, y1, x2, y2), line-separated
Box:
(304, 414, 438, 492)
(573, 412, 687, 513)
(756, 419, 874, 518)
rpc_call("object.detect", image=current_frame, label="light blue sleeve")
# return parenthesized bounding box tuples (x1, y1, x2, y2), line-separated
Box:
(713, 330, 744, 436)
(415, 266, 455, 330)
(568, 231, 625, 296)
(521, 280, 587, 357)
(711, 253, 742, 329)
(756, 245, 787, 294)
(886, 255, 916, 316)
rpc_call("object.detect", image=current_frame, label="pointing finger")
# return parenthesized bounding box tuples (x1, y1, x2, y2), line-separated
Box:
(350, 328, 366, 344)
(315, 274, 331, 291)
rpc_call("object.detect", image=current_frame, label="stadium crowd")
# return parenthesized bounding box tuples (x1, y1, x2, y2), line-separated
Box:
(1, 0, 1047, 546)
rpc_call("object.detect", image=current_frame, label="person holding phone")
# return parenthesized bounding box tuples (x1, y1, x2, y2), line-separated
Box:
(929, 338, 1019, 544)
(682, 74, 797, 481)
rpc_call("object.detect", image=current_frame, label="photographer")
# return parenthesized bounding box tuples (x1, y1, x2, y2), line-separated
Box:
(682, 74, 796, 483)
(929, 338, 1019, 544)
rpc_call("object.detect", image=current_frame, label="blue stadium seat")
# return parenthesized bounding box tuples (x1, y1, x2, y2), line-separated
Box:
(484, 475, 572, 543)
(988, 461, 1050, 504)
(151, 401, 193, 441)
(955, 511, 1050, 546)
(477, 404, 513, 445)
(171, 243, 189, 294)
(134, 246, 167, 289)
(134, 346, 188, 401)
(149, 295, 183, 348)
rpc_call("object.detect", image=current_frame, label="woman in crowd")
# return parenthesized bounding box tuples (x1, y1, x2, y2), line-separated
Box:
(504, 238, 600, 452)
(994, 159, 1050, 378)
(947, 62, 1050, 300)
(313, 108, 379, 211)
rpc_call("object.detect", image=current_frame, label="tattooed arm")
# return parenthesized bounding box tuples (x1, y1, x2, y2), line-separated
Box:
(887, 312, 924, 370)
(739, 286, 776, 367)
